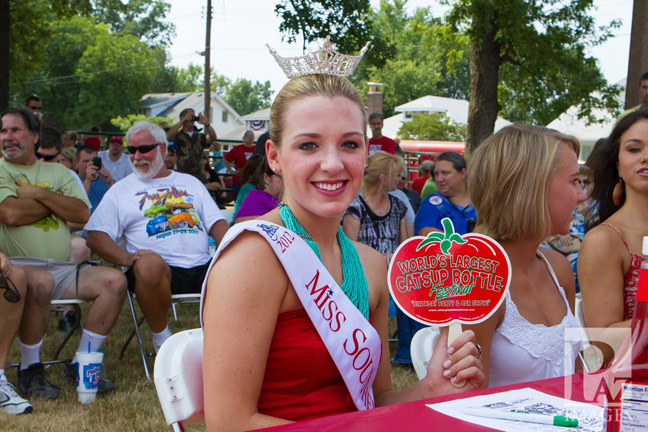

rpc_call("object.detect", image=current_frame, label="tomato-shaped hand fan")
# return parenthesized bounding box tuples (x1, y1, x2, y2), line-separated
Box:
(388, 218, 511, 384)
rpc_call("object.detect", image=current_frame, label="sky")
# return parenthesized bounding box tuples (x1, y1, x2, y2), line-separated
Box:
(165, 0, 634, 96)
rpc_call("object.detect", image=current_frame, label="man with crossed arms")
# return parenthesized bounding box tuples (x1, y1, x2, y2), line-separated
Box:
(0, 108, 125, 401)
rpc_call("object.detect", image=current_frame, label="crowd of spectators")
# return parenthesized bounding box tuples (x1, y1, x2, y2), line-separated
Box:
(1, 72, 647, 428)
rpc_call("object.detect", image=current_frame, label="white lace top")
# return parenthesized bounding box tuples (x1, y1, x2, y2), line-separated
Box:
(489, 251, 582, 388)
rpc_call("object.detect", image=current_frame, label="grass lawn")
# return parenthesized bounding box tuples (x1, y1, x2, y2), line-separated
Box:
(2, 302, 418, 431)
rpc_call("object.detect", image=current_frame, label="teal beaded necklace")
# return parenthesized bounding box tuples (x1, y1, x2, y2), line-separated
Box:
(279, 204, 369, 319)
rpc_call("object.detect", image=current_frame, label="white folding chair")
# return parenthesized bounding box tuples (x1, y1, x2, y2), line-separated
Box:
(120, 292, 202, 379)
(410, 326, 440, 380)
(154, 328, 204, 432)
(170, 293, 201, 322)
(4, 298, 87, 370)
(50, 298, 87, 362)
(575, 295, 603, 372)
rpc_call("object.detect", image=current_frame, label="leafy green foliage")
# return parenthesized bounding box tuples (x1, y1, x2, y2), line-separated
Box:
(91, 0, 175, 47)
(3, 0, 174, 109)
(18, 15, 164, 128)
(359, 2, 447, 117)
(398, 112, 467, 142)
(440, 0, 622, 148)
(275, 0, 621, 150)
(7, 1, 177, 128)
(275, 0, 372, 52)
(73, 29, 159, 126)
(111, 114, 174, 133)
(276, 0, 471, 118)
(7, 0, 91, 96)
(225, 79, 273, 116)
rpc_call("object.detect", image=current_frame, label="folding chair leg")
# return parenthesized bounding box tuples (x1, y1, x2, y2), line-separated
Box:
(53, 302, 83, 360)
(121, 292, 151, 379)
(120, 316, 146, 359)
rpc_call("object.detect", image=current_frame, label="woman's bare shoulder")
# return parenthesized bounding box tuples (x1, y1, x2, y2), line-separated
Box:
(582, 223, 627, 255)
(538, 247, 573, 286)
(352, 240, 385, 269)
(212, 229, 286, 282)
(538, 247, 571, 272)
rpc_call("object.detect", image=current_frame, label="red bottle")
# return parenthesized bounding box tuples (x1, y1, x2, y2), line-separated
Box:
(606, 236, 648, 431)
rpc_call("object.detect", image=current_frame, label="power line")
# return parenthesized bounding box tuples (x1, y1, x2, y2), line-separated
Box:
(24, 62, 157, 85)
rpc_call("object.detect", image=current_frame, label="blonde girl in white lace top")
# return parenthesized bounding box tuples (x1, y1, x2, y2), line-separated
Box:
(465, 124, 586, 387)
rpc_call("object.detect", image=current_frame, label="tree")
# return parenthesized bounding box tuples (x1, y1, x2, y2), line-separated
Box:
(226, 79, 273, 116)
(73, 27, 159, 126)
(111, 114, 174, 133)
(368, 59, 442, 117)
(398, 112, 466, 141)
(8, 1, 177, 127)
(91, 0, 175, 47)
(275, 0, 371, 53)
(172, 65, 274, 116)
(275, 0, 621, 153)
(18, 15, 165, 128)
(1, 0, 93, 108)
(360, 1, 446, 116)
(442, 0, 621, 151)
(274, 0, 394, 70)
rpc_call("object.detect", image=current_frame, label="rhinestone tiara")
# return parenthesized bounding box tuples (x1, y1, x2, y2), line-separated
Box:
(267, 36, 371, 79)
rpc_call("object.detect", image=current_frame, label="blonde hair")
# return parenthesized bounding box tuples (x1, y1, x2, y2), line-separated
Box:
(362, 151, 404, 192)
(467, 124, 580, 241)
(60, 147, 77, 166)
(269, 74, 367, 147)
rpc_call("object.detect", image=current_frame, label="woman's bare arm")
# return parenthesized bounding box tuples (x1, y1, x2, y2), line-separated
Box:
(203, 232, 293, 432)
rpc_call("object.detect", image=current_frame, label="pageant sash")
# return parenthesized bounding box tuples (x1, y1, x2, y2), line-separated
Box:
(200, 220, 381, 411)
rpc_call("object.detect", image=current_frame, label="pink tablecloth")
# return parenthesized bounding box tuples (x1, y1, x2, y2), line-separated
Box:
(260, 374, 597, 432)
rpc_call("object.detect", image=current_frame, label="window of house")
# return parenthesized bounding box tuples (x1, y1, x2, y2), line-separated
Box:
(222, 111, 228, 122)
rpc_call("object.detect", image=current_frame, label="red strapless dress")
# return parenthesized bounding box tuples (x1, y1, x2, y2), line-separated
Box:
(257, 308, 357, 421)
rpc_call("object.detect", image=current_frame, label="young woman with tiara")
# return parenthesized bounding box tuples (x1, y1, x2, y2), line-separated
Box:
(200, 38, 483, 431)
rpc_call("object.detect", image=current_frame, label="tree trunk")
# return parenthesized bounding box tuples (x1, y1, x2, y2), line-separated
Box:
(0, 0, 10, 110)
(466, 16, 501, 155)
(625, 0, 648, 110)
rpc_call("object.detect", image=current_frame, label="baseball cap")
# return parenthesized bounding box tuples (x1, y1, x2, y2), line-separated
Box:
(109, 136, 124, 145)
(167, 140, 178, 153)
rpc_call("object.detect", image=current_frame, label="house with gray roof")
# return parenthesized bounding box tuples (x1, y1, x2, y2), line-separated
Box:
(138, 92, 244, 138)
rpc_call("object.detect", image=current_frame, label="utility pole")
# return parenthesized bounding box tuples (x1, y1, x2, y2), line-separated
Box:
(204, 0, 212, 120)
(625, 0, 648, 109)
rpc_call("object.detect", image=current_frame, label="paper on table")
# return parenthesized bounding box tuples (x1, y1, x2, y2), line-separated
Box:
(428, 388, 604, 432)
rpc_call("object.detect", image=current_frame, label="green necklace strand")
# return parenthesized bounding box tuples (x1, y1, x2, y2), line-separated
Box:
(279, 204, 369, 319)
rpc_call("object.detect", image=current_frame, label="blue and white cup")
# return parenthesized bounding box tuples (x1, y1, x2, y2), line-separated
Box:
(75, 351, 103, 404)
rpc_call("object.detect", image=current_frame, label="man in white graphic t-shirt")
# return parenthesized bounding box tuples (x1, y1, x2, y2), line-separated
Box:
(86, 121, 229, 352)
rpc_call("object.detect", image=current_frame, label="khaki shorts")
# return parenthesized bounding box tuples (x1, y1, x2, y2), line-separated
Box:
(9, 257, 93, 300)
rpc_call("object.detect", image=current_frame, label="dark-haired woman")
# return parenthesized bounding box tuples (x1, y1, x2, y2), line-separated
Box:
(579, 109, 648, 364)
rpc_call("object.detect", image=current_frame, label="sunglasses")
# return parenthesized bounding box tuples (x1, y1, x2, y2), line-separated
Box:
(400, 176, 407, 180)
(1, 271, 20, 303)
(28, 105, 42, 111)
(35, 151, 59, 162)
(126, 143, 162, 155)
(578, 179, 591, 186)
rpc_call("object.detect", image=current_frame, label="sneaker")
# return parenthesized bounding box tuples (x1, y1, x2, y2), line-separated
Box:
(0, 374, 33, 415)
(57, 310, 78, 333)
(60, 359, 115, 395)
(17, 363, 59, 400)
